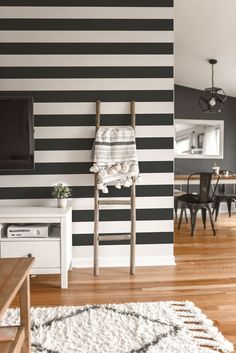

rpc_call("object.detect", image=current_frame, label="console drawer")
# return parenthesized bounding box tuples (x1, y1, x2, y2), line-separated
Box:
(1, 240, 60, 268)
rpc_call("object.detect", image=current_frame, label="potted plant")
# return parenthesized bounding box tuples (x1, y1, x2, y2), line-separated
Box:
(52, 183, 71, 208)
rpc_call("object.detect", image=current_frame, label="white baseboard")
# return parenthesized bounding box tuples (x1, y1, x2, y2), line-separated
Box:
(72, 244, 175, 269)
(183, 203, 236, 217)
(218, 203, 236, 214)
(72, 255, 175, 268)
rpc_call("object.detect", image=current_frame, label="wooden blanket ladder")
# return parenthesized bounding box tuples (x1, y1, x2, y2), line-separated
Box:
(93, 100, 136, 276)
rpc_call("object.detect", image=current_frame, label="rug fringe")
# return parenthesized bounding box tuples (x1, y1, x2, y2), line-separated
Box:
(170, 301, 234, 353)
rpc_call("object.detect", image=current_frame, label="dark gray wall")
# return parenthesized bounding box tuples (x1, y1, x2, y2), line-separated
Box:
(175, 84, 236, 174)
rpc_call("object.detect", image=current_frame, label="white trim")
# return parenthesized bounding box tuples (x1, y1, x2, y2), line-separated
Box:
(0, 7, 173, 19)
(185, 205, 236, 217)
(72, 255, 175, 268)
(72, 244, 175, 268)
(219, 202, 236, 213)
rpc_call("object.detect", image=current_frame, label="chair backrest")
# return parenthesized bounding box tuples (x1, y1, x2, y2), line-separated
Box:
(187, 172, 220, 202)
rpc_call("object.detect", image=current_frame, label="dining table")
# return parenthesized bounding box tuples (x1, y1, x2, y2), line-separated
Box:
(175, 174, 236, 186)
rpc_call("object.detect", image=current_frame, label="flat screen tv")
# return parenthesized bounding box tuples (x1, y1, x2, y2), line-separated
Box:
(0, 96, 34, 170)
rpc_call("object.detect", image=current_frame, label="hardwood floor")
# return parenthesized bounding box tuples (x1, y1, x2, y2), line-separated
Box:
(14, 213, 236, 350)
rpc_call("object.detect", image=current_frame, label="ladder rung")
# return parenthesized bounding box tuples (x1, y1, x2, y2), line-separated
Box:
(98, 199, 131, 205)
(99, 234, 131, 241)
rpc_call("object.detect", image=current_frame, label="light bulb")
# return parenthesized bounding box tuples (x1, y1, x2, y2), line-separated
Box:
(209, 97, 216, 106)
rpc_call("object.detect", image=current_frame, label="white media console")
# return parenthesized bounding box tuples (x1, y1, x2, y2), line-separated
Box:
(0, 207, 72, 288)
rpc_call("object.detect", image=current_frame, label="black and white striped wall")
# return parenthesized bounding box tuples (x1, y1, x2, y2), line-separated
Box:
(0, 0, 174, 268)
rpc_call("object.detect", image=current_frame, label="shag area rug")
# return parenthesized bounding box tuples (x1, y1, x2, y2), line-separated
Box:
(0, 301, 233, 353)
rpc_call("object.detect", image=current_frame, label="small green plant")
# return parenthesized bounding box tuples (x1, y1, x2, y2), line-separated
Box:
(52, 183, 71, 199)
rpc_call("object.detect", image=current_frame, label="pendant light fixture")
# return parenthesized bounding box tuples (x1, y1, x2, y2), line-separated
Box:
(199, 59, 227, 113)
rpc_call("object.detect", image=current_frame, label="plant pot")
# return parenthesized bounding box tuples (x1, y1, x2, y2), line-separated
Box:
(57, 198, 67, 208)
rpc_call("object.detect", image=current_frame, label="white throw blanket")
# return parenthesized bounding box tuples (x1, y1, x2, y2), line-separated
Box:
(90, 127, 140, 193)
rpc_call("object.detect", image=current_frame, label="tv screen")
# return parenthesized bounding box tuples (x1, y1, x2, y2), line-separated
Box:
(0, 96, 34, 170)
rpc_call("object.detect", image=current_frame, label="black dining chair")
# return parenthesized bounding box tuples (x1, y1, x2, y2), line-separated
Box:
(174, 171, 188, 221)
(178, 172, 220, 236)
(174, 189, 188, 221)
(212, 172, 236, 221)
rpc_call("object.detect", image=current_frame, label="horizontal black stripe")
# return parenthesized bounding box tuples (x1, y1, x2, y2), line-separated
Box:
(0, 161, 173, 175)
(95, 141, 135, 146)
(72, 208, 173, 222)
(0, 185, 173, 199)
(35, 137, 173, 150)
(0, 19, 173, 31)
(72, 232, 173, 246)
(0, 91, 173, 103)
(0, 0, 173, 7)
(0, 43, 173, 55)
(34, 114, 173, 127)
(0, 67, 173, 79)
(141, 161, 173, 173)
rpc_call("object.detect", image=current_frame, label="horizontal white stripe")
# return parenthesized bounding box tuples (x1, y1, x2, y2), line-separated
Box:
(0, 173, 173, 187)
(34, 126, 174, 139)
(72, 219, 173, 234)
(0, 7, 173, 19)
(35, 149, 173, 162)
(0, 55, 174, 67)
(72, 244, 174, 268)
(35, 150, 93, 163)
(141, 173, 173, 185)
(0, 78, 173, 91)
(0, 197, 174, 210)
(0, 30, 173, 43)
(139, 149, 173, 161)
(34, 102, 174, 115)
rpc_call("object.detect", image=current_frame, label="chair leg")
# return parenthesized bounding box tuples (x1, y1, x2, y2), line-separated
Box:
(178, 206, 184, 230)
(206, 205, 216, 235)
(190, 208, 197, 237)
(212, 202, 215, 215)
(214, 200, 220, 221)
(174, 198, 178, 219)
(184, 208, 188, 223)
(201, 208, 206, 229)
(226, 199, 232, 217)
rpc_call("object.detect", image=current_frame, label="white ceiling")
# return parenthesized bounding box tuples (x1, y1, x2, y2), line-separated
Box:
(175, 0, 236, 97)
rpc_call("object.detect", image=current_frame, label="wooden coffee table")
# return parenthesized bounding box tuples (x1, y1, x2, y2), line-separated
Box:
(0, 257, 35, 353)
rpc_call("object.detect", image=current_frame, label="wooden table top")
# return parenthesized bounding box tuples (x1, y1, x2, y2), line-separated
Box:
(175, 174, 236, 181)
(0, 258, 35, 318)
